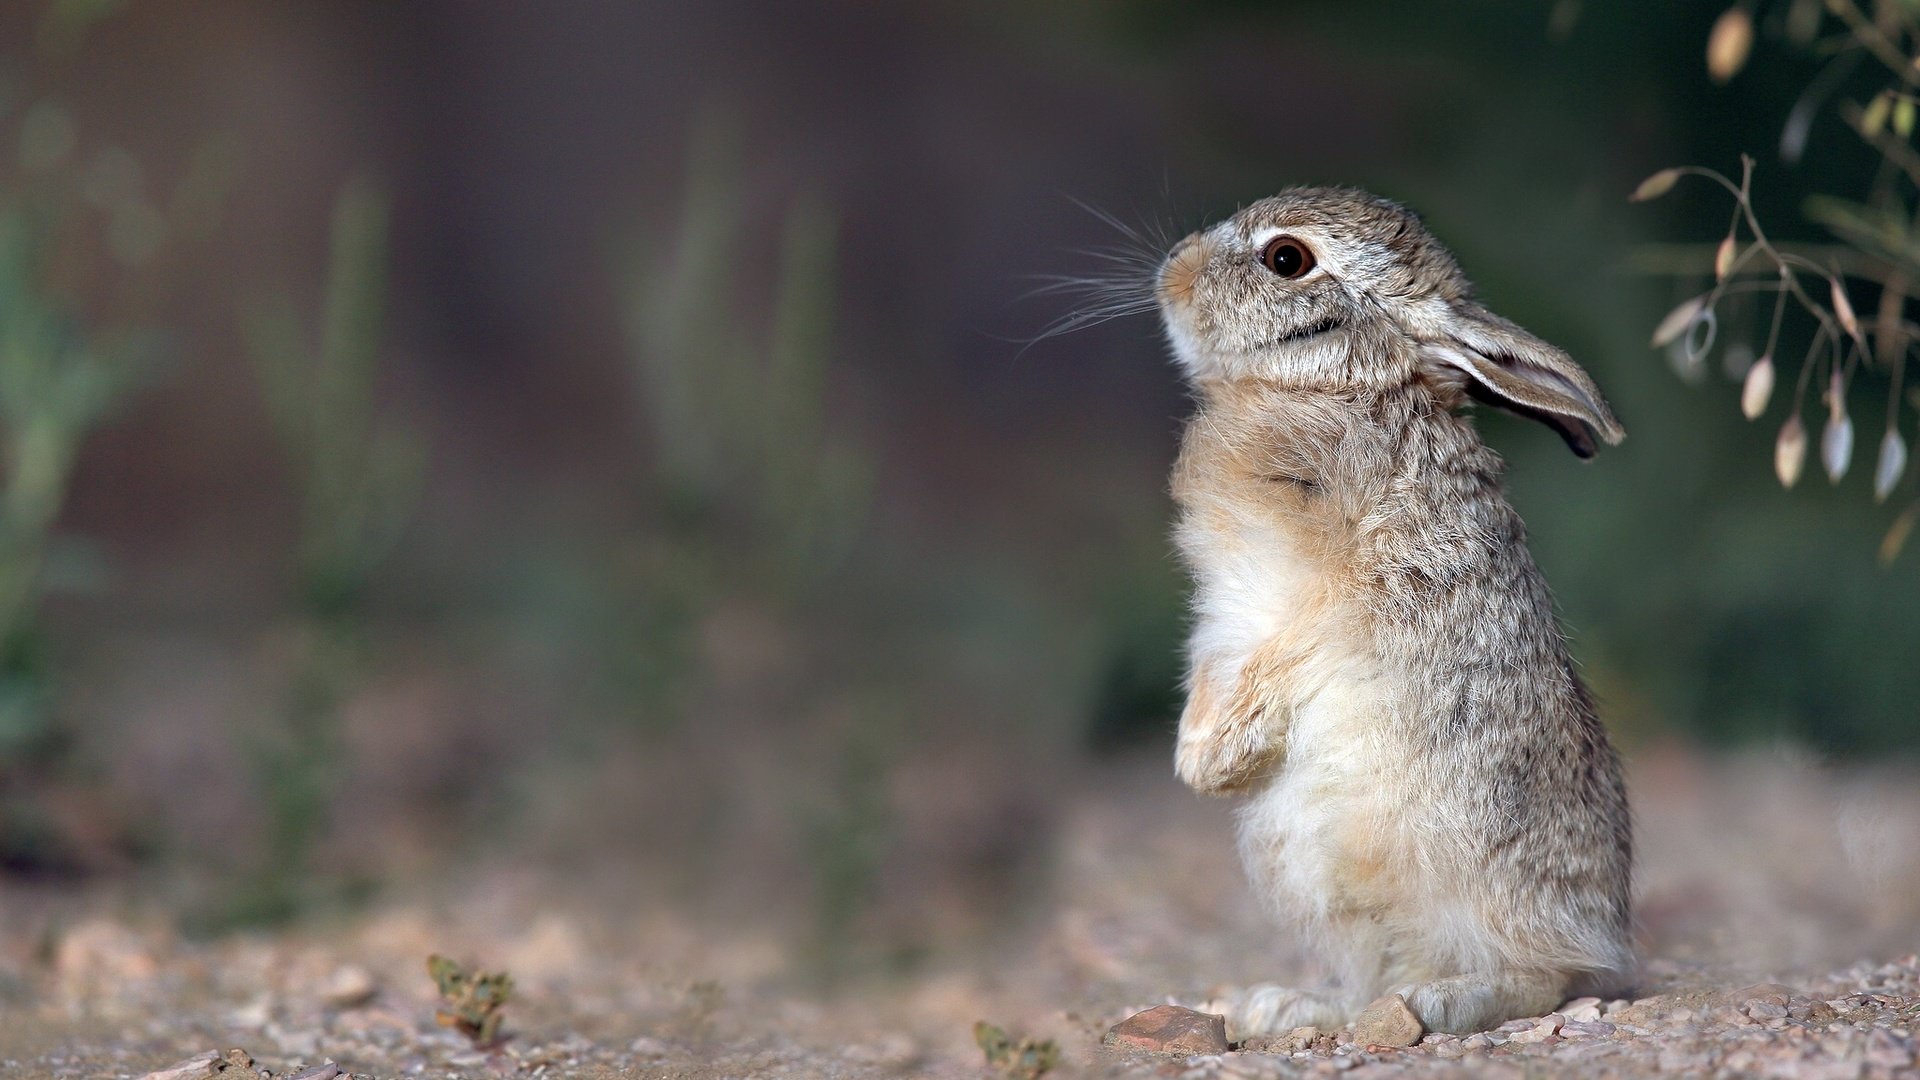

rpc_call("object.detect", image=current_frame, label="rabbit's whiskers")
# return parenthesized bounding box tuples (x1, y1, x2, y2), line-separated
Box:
(1017, 199, 1177, 351)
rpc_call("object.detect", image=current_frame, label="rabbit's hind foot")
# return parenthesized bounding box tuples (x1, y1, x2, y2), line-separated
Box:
(1206, 984, 1350, 1040)
(1391, 971, 1569, 1036)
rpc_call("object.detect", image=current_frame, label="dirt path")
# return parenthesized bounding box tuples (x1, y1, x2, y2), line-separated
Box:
(5, 746, 1919, 1078)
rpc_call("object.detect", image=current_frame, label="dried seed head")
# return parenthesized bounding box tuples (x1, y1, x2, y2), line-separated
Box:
(1876, 429, 1908, 502)
(1823, 408, 1854, 484)
(1708, 8, 1754, 83)
(1882, 503, 1919, 565)
(1652, 295, 1707, 347)
(1631, 169, 1683, 202)
(1714, 235, 1737, 281)
(1831, 278, 1865, 351)
(1777, 413, 1807, 489)
(1741, 355, 1775, 419)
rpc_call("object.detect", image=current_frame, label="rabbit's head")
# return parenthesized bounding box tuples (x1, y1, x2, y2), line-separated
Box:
(1158, 187, 1623, 456)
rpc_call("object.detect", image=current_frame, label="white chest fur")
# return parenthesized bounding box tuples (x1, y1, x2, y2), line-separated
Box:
(1174, 496, 1313, 691)
(1176, 484, 1406, 946)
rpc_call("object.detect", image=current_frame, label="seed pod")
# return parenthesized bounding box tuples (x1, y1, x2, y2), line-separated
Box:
(1883, 503, 1920, 565)
(1863, 92, 1893, 138)
(1741, 354, 1775, 419)
(1652, 295, 1707, 347)
(1822, 405, 1854, 483)
(1777, 413, 1807, 489)
(1831, 278, 1865, 351)
(1714, 234, 1737, 280)
(1707, 8, 1754, 83)
(1875, 429, 1908, 502)
(1631, 169, 1683, 202)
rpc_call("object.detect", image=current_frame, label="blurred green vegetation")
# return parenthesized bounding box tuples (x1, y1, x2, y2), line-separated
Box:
(622, 113, 870, 594)
(616, 114, 896, 965)
(216, 177, 419, 928)
(0, 191, 152, 871)
(0, 64, 220, 870)
(0, 0, 1916, 923)
(0, 198, 148, 756)
(799, 703, 896, 980)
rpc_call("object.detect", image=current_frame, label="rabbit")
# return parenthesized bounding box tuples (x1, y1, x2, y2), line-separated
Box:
(1156, 187, 1632, 1038)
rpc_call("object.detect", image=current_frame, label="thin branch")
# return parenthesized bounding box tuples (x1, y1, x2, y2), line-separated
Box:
(1826, 0, 1919, 85)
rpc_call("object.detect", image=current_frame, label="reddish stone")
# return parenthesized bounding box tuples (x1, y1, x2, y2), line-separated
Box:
(1102, 1005, 1230, 1055)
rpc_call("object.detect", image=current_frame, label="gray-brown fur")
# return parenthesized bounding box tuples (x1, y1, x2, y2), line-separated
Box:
(1158, 188, 1632, 1036)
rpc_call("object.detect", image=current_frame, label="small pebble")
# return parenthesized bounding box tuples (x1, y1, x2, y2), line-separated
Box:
(136, 1050, 221, 1080)
(1350, 994, 1423, 1048)
(1865, 1029, 1916, 1069)
(1724, 983, 1797, 1010)
(321, 966, 379, 1009)
(1560, 1020, 1616, 1038)
(1560, 997, 1603, 1022)
(1240, 1025, 1321, 1054)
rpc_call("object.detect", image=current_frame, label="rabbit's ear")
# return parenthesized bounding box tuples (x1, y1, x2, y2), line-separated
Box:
(1423, 306, 1625, 458)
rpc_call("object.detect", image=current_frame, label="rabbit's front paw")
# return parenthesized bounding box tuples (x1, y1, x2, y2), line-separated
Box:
(1391, 972, 1569, 1035)
(1212, 984, 1348, 1040)
(1175, 723, 1275, 794)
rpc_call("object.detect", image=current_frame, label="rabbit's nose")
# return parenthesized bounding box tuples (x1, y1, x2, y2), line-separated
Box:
(1160, 233, 1209, 306)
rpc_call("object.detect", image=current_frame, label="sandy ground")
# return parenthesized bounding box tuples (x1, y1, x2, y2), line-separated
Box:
(5, 744, 1920, 1078)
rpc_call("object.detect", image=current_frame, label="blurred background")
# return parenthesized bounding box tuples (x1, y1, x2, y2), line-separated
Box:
(2, 0, 1918, 1000)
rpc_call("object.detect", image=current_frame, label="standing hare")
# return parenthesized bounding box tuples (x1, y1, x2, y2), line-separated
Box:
(1158, 188, 1632, 1038)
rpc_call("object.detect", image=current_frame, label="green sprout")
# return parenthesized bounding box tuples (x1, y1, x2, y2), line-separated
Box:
(427, 954, 514, 1046)
(974, 1021, 1061, 1080)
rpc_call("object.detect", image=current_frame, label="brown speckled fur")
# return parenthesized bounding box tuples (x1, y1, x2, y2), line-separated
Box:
(1160, 189, 1631, 1037)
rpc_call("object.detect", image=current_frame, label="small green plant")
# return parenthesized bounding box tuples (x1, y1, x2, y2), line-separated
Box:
(0, 36, 230, 866)
(801, 711, 895, 978)
(974, 1021, 1060, 1080)
(428, 954, 513, 1046)
(220, 176, 421, 925)
(0, 186, 152, 759)
(249, 178, 421, 616)
(621, 112, 869, 590)
(595, 110, 875, 751)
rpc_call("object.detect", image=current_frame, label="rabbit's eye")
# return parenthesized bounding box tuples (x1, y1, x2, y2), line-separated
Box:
(1260, 236, 1315, 279)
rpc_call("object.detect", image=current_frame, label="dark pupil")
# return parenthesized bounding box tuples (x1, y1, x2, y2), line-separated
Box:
(1269, 243, 1302, 275)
